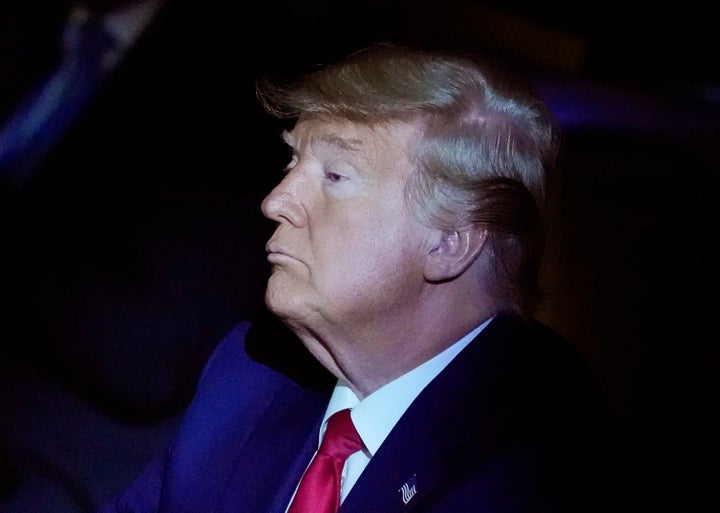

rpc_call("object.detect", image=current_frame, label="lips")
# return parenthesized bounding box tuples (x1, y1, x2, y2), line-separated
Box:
(265, 240, 285, 256)
(265, 240, 296, 264)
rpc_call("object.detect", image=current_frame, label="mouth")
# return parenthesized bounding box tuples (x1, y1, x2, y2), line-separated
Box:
(267, 252, 292, 265)
(265, 240, 283, 255)
(265, 241, 294, 264)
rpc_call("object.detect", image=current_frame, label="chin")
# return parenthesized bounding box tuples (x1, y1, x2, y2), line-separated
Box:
(265, 287, 301, 323)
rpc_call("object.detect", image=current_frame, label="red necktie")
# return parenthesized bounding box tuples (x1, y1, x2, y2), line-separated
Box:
(288, 408, 365, 513)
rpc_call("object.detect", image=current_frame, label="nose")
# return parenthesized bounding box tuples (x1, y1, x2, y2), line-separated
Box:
(261, 171, 306, 227)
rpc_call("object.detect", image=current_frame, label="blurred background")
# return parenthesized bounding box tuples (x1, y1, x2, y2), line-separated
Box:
(1, 1, 717, 511)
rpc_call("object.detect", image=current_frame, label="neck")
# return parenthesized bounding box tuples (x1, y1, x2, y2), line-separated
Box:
(291, 284, 495, 399)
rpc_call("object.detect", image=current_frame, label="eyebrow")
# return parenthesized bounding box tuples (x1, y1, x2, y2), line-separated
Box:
(281, 130, 362, 153)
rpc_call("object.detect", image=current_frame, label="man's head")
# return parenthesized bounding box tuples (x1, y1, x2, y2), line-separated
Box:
(258, 43, 559, 317)
(256, 43, 560, 391)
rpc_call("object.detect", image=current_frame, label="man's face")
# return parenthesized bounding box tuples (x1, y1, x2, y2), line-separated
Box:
(261, 116, 433, 336)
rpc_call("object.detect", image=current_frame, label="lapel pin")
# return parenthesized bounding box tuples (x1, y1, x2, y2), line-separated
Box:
(398, 474, 418, 506)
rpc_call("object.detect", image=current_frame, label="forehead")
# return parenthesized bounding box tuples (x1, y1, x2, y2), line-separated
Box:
(284, 117, 420, 165)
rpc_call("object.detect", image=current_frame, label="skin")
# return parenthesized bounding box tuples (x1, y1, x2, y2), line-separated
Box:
(262, 116, 491, 399)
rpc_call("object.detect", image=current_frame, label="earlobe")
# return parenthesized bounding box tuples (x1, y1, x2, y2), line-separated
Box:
(424, 228, 487, 282)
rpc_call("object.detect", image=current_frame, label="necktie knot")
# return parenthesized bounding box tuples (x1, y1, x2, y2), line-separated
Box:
(319, 408, 364, 461)
(287, 408, 364, 513)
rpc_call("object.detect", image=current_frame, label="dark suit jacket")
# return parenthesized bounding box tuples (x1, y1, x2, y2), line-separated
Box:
(97, 313, 643, 512)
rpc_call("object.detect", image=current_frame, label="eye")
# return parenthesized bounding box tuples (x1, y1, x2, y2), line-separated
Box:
(324, 171, 345, 183)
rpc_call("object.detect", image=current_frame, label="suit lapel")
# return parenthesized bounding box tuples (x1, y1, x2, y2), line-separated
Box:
(214, 385, 328, 513)
(340, 314, 532, 512)
(340, 411, 450, 513)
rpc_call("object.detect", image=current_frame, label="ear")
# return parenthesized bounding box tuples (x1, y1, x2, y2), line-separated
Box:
(423, 228, 488, 283)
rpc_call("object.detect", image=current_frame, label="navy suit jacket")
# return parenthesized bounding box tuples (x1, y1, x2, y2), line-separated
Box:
(97, 313, 643, 512)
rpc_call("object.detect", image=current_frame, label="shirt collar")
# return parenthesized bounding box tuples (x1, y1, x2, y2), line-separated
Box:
(321, 316, 493, 455)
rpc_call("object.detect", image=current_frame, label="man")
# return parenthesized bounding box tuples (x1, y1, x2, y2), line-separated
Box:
(97, 42, 641, 512)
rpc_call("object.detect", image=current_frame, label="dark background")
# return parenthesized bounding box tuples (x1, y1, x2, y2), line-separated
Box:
(1, 1, 717, 511)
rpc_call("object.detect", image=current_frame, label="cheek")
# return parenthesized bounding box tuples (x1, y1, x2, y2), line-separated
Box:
(322, 221, 422, 284)
(310, 189, 426, 280)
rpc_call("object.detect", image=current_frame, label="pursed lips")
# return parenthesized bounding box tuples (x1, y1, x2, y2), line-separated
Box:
(266, 241, 298, 264)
